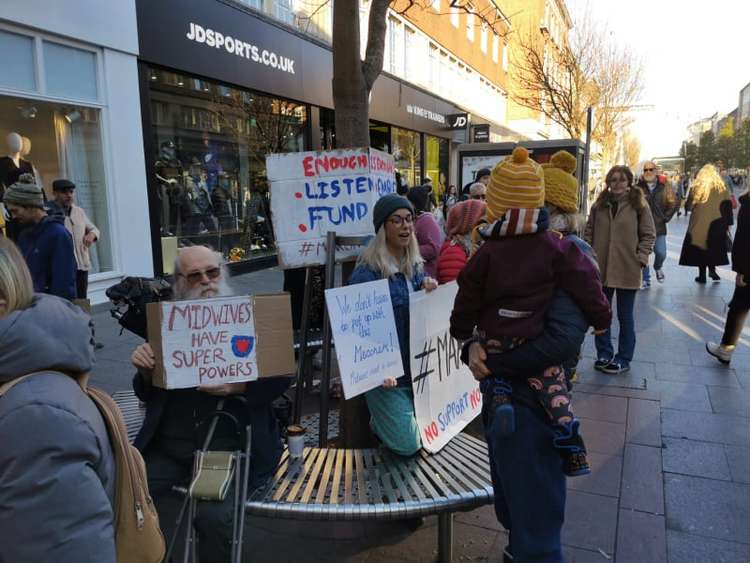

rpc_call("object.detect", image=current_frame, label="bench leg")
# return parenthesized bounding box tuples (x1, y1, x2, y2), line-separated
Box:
(438, 512, 454, 563)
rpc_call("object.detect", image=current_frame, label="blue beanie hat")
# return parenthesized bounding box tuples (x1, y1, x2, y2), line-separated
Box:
(372, 193, 414, 233)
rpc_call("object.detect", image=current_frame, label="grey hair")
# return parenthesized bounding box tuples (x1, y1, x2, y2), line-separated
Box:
(172, 245, 231, 300)
(546, 204, 584, 234)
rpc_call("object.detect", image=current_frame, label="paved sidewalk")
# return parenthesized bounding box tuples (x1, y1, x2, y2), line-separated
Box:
(89, 214, 749, 562)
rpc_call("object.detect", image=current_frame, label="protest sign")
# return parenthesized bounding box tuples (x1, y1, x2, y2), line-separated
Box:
(409, 282, 482, 453)
(146, 293, 295, 389)
(267, 147, 396, 268)
(325, 279, 404, 400)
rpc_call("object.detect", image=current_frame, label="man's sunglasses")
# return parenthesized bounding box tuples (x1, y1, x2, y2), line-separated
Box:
(643, 167, 656, 172)
(180, 267, 221, 284)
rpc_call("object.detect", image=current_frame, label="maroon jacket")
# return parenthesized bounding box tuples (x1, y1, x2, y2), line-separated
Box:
(450, 230, 611, 341)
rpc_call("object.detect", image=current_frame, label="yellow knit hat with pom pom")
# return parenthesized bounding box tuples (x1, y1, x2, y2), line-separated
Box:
(542, 150, 579, 213)
(486, 146, 545, 222)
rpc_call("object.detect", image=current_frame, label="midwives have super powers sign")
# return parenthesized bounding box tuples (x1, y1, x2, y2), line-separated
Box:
(267, 148, 396, 268)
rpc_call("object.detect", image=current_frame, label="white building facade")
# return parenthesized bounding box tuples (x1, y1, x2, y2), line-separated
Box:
(0, 0, 151, 304)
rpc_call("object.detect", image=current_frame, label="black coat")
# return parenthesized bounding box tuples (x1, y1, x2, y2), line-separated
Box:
(679, 195, 734, 267)
(637, 179, 678, 236)
(733, 194, 750, 277)
(133, 374, 291, 488)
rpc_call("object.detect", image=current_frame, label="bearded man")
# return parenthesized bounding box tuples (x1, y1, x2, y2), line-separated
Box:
(130, 245, 290, 561)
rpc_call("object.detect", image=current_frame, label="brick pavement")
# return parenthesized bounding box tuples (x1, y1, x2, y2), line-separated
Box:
(89, 214, 749, 562)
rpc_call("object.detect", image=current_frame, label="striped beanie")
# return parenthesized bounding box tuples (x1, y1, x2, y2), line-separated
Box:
(486, 146, 545, 222)
(542, 150, 579, 213)
(446, 199, 486, 237)
(4, 173, 45, 208)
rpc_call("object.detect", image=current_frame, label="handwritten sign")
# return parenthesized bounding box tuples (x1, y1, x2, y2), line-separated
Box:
(146, 294, 295, 389)
(325, 279, 404, 400)
(409, 282, 482, 453)
(267, 148, 396, 268)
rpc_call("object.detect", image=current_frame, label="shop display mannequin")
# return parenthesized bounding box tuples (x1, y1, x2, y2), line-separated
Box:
(184, 157, 215, 234)
(154, 141, 187, 236)
(0, 132, 34, 199)
(0, 132, 35, 240)
(21, 136, 43, 192)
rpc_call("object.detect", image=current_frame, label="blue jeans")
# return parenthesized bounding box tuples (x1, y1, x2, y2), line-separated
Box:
(484, 396, 566, 563)
(595, 287, 637, 364)
(642, 235, 667, 282)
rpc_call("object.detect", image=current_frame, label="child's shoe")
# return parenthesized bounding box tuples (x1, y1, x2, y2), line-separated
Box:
(553, 419, 591, 477)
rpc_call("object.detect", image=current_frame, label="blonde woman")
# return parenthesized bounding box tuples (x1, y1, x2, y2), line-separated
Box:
(679, 165, 734, 283)
(0, 238, 116, 562)
(350, 194, 437, 456)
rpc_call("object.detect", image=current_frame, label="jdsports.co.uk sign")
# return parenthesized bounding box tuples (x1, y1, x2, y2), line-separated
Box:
(185, 22, 296, 75)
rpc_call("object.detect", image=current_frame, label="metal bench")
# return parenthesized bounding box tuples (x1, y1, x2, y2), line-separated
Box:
(112, 390, 494, 562)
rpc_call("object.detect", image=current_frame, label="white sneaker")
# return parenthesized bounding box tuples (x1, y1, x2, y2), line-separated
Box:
(656, 269, 665, 282)
(641, 279, 651, 289)
(706, 342, 734, 365)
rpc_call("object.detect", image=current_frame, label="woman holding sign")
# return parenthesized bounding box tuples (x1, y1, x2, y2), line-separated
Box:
(350, 193, 438, 456)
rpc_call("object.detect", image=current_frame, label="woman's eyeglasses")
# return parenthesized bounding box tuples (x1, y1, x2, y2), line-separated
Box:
(388, 215, 414, 226)
(180, 267, 221, 284)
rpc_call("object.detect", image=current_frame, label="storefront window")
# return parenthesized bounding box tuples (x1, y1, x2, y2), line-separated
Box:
(392, 126, 421, 188)
(0, 30, 36, 92)
(0, 94, 113, 273)
(424, 134, 449, 199)
(370, 121, 390, 153)
(147, 67, 308, 267)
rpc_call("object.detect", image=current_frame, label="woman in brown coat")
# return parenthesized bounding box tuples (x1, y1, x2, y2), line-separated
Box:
(584, 165, 656, 374)
(679, 164, 734, 283)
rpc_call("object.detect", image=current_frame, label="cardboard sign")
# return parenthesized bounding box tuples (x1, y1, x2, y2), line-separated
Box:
(267, 148, 396, 268)
(409, 282, 482, 453)
(325, 279, 404, 400)
(146, 293, 295, 389)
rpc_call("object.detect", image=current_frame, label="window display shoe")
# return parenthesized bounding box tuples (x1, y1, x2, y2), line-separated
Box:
(656, 269, 665, 282)
(601, 361, 630, 374)
(706, 342, 734, 365)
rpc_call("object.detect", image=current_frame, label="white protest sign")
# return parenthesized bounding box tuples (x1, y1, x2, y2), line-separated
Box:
(409, 282, 482, 453)
(325, 279, 404, 399)
(267, 148, 396, 268)
(148, 296, 259, 389)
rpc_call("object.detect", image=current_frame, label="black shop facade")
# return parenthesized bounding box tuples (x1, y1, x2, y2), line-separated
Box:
(136, 0, 464, 274)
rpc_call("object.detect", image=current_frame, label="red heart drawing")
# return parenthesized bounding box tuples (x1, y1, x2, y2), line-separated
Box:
(231, 335, 255, 358)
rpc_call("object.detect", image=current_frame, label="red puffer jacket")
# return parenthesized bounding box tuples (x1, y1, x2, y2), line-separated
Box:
(436, 238, 468, 284)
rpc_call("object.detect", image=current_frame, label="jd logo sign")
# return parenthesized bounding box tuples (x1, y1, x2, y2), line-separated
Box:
(446, 113, 469, 130)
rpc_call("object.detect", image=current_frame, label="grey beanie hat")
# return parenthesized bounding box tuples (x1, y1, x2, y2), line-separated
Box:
(4, 173, 44, 208)
(372, 193, 414, 232)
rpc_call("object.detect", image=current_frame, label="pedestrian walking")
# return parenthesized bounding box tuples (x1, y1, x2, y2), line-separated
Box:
(451, 147, 611, 476)
(0, 237, 116, 563)
(350, 194, 438, 456)
(584, 165, 656, 374)
(461, 167, 491, 200)
(679, 164, 734, 283)
(706, 185, 749, 363)
(52, 179, 100, 299)
(637, 161, 678, 287)
(442, 184, 458, 219)
(130, 245, 290, 561)
(406, 185, 444, 278)
(436, 199, 486, 284)
(2, 173, 76, 299)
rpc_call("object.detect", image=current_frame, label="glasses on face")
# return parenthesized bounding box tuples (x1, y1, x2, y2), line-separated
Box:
(472, 194, 486, 200)
(180, 267, 221, 285)
(643, 167, 656, 172)
(388, 214, 414, 226)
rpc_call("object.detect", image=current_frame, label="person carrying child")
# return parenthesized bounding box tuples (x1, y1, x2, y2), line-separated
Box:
(450, 146, 611, 476)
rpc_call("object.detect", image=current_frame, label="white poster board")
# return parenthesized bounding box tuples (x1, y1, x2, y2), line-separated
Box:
(409, 282, 482, 453)
(325, 279, 405, 400)
(152, 296, 259, 389)
(267, 148, 396, 268)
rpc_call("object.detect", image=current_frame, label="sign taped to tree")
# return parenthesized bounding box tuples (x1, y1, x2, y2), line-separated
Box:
(325, 279, 404, 400)
(146, 293, 295, 389)
(409, 282, 482, 453)
(266, 147, 396, 268)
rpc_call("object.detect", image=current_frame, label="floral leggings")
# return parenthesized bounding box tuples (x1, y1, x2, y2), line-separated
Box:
(485, 336, 573, 426)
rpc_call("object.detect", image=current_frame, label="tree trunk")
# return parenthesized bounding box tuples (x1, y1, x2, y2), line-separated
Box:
(332, 0, 370, 148)
(330, 0, 390, 448)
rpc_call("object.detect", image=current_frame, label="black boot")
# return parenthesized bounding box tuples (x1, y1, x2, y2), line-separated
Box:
(553, 419, 591, 477)
(709, 268, 721, 281)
